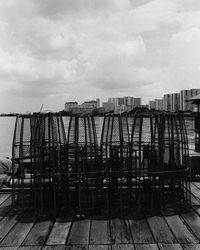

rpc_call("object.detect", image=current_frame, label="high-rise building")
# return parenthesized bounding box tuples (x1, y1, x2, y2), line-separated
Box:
(155, 99, 164, 110)
(170, 93, 180, 112)
(163, 94, 171, 111)
(180, 89, 200, 111)
(96, 98, 100, 108)
(65, 101, 78, 111)
(149, 100, 156, 110)
(133, 97, 141, 107)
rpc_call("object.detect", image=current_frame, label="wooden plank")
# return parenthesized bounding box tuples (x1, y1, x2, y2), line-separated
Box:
(158, 244, 183, 250)
(190, 184, 200, 200)
(193, 182, 200, 189)
(181, 244, 200, 249)
(0, 214, 19, 242)
(46, 218, 71, 245)
(110, 218, 132, 244)
(181, 209, 200, 240)
(89, 245, 111, 250)
(22, 219, 53, 246)
(164, 215, 198, 244)
(0, 214, 35, 247)
(67, 219, 91, 245)
(90, 219, 111, 245)
(18, 247, 42, 250)
(0, 197, 13, 219)
(0, 247, 18, 250)
(129, 219, 155, 244)
(0, 194, 11, 205)
(43, 246, 70, 250)
(190, 193, 200, 206)
(44, 245, 88, 249)
(147, 216, 177, 243)
(112, 244, 135, 250)
(135, 244, 158, 250)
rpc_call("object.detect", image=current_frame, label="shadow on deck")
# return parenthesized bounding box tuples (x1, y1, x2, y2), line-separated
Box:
(0, 182, 199, 249)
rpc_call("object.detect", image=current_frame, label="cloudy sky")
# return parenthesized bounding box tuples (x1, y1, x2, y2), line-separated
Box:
(0, 0, 200, 112)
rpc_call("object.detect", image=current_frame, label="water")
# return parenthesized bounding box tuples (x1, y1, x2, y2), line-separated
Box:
(0, 116, 195, 157)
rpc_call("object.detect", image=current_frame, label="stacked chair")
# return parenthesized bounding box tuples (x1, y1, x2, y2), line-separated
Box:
(11, 111, 191, 217)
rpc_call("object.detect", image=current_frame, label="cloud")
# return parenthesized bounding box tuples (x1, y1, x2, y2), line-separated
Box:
(165, 28, 200, 91)
(1, 0, 200, 111)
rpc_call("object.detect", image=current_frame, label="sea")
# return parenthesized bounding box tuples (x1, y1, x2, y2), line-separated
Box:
(0, 116, 195, 158)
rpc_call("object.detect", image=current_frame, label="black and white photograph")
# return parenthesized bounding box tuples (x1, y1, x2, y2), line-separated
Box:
(0, 0, 200, 249)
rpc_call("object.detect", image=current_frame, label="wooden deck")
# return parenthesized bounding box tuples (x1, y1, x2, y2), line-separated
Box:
(0, 183, 200, 249)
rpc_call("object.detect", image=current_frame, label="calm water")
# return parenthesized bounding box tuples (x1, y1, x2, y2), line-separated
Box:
(0, 116, 195, 158)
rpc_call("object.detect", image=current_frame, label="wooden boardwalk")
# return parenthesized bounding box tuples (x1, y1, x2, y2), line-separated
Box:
(0, 183, 200, 249)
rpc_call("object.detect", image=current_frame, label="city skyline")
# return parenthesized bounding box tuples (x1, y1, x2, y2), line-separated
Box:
(1, 0, 200, 113)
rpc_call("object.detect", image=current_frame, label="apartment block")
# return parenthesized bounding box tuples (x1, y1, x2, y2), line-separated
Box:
(102, 102, 115, 112)
(163, 94, 171, 111)
(170, 93, 180, 112)
(65, 102, 78, 112)
(149, 100, 156, 110)
(180, 89, 200, 111)
(155, 99, 164, 110)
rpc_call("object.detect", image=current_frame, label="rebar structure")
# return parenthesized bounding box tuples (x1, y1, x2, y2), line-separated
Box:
(11, 112, 191, 217)
(157, 113, 191, 208)
(66, 115, 99, 216)
(100, 114, 130, 216)
(12, 113, 67, 215)
(34, 113, 67, 215)
(12, 114, 39, 209)
(130, 110, 191, 214)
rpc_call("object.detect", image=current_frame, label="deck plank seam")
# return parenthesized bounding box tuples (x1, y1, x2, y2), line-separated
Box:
(179, 213, 200, 242)
(127, 218, 136, 248)
(41, 217, 57, 248)
(160, 213, 179, 244)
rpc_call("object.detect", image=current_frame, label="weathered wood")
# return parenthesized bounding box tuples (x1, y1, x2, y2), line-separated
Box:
(0, 194, 11, 205)
(90, 219, 111, 245)
(0, 197, 13, 219)
(190, 184, 200, 200)
(43, 246, 69, 250)
(147, 216, 177, 243)
(46, 218, 71, 245)
(67, 219, 91, 245)
(0, 214, 19, 242)
(112, 244, 135, 250)
(110, 218, 132, 244)
(0, 247, 18, 250)
(190, 194, 200, 206)
(22, 220, 53, 246)
(135, 244, 159, 250)
(164, 215, 198, 244)
(129, 219, 155, 244)
(181, 244, 200, 249)
(0, 214, 35, 247)
(18, 246, 42, 250)
(193, 182, 200, 189)
(181, 210, 200, 239)
(89, 245, 111, 250)
(158, 243, 183, 250)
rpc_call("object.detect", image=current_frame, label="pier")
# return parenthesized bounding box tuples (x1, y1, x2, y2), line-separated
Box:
(0, 184, 199, 249)
(0, 111, 200, 249)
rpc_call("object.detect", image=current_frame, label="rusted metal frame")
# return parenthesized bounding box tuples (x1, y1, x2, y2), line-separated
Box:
(11, 115, 18, 206)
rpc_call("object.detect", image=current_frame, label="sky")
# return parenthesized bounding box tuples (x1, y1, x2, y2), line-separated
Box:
(0, 0, 200, 113)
